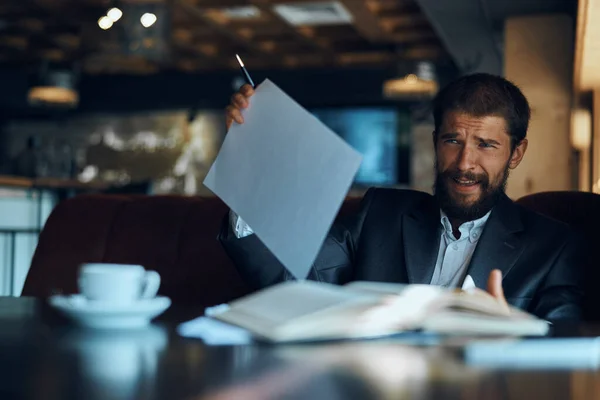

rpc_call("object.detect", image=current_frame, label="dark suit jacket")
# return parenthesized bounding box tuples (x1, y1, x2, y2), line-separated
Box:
(220, 188, 585, 321)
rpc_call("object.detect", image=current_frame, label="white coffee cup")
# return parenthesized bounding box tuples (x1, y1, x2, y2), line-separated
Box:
(78, 263, 161, 304)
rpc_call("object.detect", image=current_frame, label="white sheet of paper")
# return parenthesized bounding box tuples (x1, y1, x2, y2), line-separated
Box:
(203, 79, 362, 279)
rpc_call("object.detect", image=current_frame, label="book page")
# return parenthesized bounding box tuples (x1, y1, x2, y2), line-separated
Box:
(227, 281, 374, 326)
(212, 281, 548, 341)
(346, 281, 515, 317)
(345, 281, 433, 295)
(422, 310, 549, 336)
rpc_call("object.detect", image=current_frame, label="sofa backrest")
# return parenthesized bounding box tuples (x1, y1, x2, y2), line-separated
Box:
(22, 194, 362, 307)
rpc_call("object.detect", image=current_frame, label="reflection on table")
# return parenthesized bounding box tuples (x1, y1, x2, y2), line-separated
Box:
(1, 297, 600, 400)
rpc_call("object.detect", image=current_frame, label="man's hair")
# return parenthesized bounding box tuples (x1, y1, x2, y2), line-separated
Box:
(432, 73, 530, 150)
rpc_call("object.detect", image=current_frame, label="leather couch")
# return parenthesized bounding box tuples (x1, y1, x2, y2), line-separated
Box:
(21, 194, 361, 308)
(516, 191, 600, 321)
(22, 191, 599, 318)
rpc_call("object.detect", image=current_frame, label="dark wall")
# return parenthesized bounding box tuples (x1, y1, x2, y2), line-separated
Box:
(79, 68, 412, 112)
(0, 69, 31, 111)
(0, 63, 458, 119)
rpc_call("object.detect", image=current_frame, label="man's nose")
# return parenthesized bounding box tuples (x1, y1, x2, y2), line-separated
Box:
(456, 146, 477, 171)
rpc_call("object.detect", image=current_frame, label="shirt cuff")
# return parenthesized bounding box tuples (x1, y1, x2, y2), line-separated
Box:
(229, 210, 254, 239)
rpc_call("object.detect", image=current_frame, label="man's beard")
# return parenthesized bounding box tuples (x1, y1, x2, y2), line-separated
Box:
(433, 162, 510, 222)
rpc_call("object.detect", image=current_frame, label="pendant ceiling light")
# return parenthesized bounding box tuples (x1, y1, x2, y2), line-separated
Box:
(383, 61, 438, 99)
(28, 68, 79, 108)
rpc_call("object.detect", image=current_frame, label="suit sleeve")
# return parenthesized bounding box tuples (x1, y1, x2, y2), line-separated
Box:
(530, 231, 587, 321)
(218, 188, 377, 290)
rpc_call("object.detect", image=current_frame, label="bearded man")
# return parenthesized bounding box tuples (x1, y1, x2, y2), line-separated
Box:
(220, 73, 584, 321)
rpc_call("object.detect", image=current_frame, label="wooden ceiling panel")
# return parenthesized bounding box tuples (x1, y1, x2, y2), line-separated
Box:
(237, 24, 290, 37)
(309, 25, 363, 39)
(380, 14, 429, 32)
(0, 0, 449, 74)
(391, 28, 437, 43)
(366, 0, 421, 15)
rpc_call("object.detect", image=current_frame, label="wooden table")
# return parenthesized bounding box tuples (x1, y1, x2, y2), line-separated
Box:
(1, 297, 599, 400)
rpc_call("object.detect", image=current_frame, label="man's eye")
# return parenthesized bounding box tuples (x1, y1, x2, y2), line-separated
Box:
(480, 142, 495, 148)
(444, 139, 459, 144)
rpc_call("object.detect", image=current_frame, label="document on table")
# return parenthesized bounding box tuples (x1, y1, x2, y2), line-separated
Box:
(465, 338, 600, 369)
(203, 79, 362, 279)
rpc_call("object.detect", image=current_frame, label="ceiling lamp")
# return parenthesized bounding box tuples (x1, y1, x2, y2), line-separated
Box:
(28, 69, 79, 108)
(383, 61, 438, 99)
(98, 16, 113, 30)
(273, 2, 352, 26)
(98, 5, 123, 30)
(107, 7, 123, 22)
(140, 12, 157, 28)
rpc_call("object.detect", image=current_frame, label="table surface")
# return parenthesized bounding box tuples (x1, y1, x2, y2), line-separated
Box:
(1, 297, 600, 400)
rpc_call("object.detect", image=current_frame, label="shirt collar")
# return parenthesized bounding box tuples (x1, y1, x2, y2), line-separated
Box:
(440, 209, 491, 243)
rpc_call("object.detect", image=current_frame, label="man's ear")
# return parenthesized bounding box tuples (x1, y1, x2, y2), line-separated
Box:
(509, 139, 528, 169)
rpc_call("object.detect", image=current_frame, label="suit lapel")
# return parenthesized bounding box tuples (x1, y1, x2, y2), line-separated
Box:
(467, 194, 525, 289)
(402, 199, 441, 284)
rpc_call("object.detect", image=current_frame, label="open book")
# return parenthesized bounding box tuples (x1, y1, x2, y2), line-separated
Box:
(210, 280, 549, 343)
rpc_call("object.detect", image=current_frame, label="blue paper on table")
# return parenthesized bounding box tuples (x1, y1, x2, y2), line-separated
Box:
(465, 338, 600, 369)
(203, 79, 363, 280)
(177, 304, 253, 345)
(177, 316, 253, 346)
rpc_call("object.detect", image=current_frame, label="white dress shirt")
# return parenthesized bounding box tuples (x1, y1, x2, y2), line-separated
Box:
(429, 210, 490, 288)
(230, 209, 491, 289)
(230, 211, 254, 239)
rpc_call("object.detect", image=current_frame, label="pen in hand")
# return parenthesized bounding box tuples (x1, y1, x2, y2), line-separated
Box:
(236, 54, 255, 89)
(226, 55, 255, 129)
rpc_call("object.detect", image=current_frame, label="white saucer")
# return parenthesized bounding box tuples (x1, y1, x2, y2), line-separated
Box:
(48, 295, 172, 329)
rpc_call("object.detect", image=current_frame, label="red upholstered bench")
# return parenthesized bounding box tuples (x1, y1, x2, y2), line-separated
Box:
(21, 194, 362, 308)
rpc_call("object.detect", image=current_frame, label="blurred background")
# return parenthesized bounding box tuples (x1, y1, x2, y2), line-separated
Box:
(0, 0, 595, 294)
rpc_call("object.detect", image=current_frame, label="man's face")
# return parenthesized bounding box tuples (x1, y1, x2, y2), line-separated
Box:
(433, 111, 527, 221)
